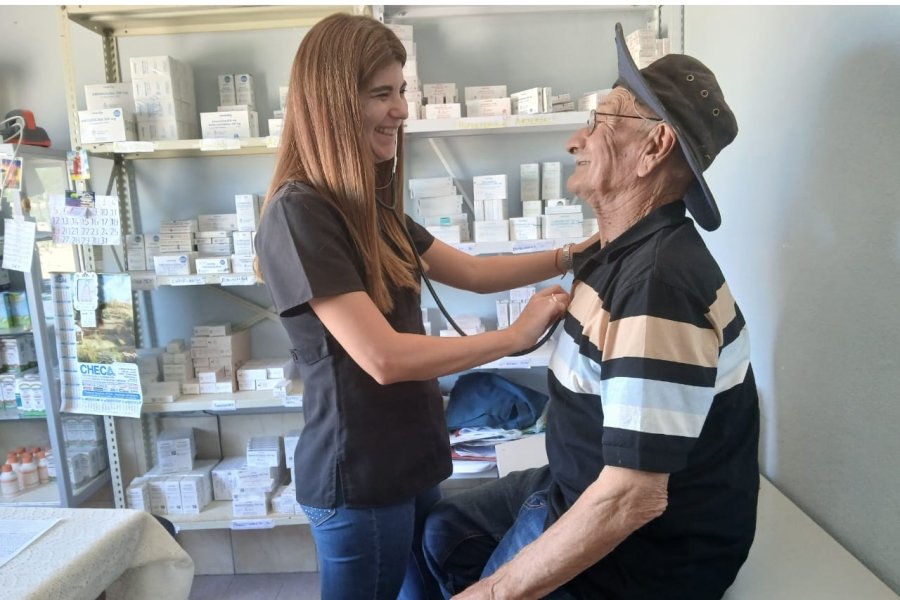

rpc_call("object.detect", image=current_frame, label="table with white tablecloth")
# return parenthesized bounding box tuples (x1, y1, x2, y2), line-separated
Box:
(0, 506, 194, 600)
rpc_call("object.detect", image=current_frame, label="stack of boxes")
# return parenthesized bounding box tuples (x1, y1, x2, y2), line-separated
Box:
(387, 24, 420, 120)
(472, 174, 509, 243)
(183, 324, 251, 396)
(151, 219, 198, 276)
(236, 359, 288, 392)
(194, 212, 237, 276)
(128, 432, 302, 518)
(159, 339, 194, 391)
(422, 83, 460, 120)
(61, 415, 108, 487)
(465, 86, 511, 117)
(0, 300, 40, 414)
(202, 73, 259, 139)
(127, 193, 259, 277)
(496, 287, 536, 330)
(550, 93, 576, 113)
(271, 430, 302, 515)
(232, 435, 286, 517)
(625, 26, 670, 68)
(131, 55, 199, 141)
(410, 177, 468, 243)
(126, 427, 217, 515)
(510, 87, 553, 115)
(269, 85, 290, 137)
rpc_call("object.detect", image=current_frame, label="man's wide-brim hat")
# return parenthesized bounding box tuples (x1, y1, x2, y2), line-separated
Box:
(612, 22, 737, 231)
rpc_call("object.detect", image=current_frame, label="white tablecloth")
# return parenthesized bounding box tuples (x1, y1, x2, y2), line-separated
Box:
(0, 507, 194, 600)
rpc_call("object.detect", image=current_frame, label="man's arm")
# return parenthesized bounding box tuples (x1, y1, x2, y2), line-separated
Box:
(454, 466, 670, 600)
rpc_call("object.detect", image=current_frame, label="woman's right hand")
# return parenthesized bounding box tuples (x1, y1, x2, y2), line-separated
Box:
(508, 284, 570, 350)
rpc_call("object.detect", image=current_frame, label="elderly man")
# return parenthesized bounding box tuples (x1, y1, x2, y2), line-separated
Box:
(422, 23, 760, 600)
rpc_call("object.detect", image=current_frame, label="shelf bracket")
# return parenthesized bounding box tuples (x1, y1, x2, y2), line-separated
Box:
(426, 138, 474, 214)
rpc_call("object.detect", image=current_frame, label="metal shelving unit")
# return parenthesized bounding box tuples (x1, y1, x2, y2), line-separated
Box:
(57, 5, 364, 515)
(0, 144, 112, 507)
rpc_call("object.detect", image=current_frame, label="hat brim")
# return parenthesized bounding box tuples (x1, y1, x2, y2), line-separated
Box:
(614, 23, 721, 231)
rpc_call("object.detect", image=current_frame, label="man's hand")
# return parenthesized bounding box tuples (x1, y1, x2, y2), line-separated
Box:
(452, 467, 670, 599)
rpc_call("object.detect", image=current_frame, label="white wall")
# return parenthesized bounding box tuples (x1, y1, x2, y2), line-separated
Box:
(685, 6, 900, 592)
(1, 4, 898, 592)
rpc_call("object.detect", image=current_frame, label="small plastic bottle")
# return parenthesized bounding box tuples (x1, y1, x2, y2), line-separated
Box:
(0, 463, 19, 497)
(19, 452, 39, 488)
(6, 452, 23, 489)
(36, 451, 50, 484)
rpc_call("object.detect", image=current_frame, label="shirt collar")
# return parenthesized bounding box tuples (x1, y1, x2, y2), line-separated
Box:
(573, 200, 691, 277)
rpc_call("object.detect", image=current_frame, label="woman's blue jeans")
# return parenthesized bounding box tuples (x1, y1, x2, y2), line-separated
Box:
(301, 484, 443, 600)
(422, 466, 576, 599)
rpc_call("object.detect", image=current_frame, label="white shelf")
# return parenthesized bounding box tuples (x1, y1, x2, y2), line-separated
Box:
(128, 271, 259, 290)
(84, 112, 589, 158)
(0, 480, 59, 506)
(142, 384, 304, 414)
(405, 111, 589, 138)
(0, 409, 45, 421)
(84, 137, 279, 160)
(167, 500, 309, 531)
(65, 5, 355, 37)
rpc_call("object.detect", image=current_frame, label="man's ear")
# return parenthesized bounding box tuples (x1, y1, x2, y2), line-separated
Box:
(637, 122, 679, 177)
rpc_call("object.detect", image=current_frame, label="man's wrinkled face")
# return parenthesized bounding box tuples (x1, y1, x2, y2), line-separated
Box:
(565, 88, 651, 207)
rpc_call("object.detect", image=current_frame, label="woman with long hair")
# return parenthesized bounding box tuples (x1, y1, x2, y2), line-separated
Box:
(256, 13, 588, 599)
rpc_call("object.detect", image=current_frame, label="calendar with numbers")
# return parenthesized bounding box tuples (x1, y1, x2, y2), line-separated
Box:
(49, 192, 122, 246)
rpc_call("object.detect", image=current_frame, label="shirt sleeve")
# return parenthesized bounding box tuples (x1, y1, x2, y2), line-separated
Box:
(598, 275, 720, 473)
(404, 214, 435, 256)
(256, 185, 366, 316)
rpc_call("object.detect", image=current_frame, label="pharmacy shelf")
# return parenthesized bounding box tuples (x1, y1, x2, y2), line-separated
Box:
(405, 111, 589, 138)
(0, 481, 59, 506)
(448, 236, 586, 256)
(167, 500, 309, 532)
(0, 469, 109, 507)
(82, 137, 279, 160)
(0, 410, 46, 421)
(65, 5, 360, 37)
(128, 271, 260, 290)
(142, 385, 304, 415)
(82, 112, 589, 159)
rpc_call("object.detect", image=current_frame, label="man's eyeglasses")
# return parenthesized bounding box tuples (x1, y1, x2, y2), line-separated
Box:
(587, 109, 662, 135)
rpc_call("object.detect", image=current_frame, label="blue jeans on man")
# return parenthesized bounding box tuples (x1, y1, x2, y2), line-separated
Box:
(423, 466, 576, 599)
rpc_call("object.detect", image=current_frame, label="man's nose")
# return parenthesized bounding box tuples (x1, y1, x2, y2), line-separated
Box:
(566, 128, 585, 155)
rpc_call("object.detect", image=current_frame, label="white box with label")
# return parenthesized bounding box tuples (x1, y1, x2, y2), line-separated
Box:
(200, 109, 259, 139)
(78, 109, 136, 143)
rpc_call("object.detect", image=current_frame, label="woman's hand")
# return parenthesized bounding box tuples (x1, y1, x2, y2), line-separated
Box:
(507, 284, 570, 350)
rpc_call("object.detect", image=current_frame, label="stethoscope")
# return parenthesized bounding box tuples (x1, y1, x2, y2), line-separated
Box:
(376, 154, 561, 357)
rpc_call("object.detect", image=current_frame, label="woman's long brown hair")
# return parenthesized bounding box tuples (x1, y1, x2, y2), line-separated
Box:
(256, 13, 417, 314)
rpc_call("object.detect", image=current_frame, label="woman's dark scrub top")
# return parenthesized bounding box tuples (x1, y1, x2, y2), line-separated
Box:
(256, 182, 452, 508)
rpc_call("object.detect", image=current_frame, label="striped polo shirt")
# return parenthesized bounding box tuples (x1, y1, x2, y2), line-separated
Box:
(546, 201, 760, 597)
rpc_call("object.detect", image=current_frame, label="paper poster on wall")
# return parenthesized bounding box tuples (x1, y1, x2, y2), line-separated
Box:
(1, 218, 36, 273)
(51, 272, 143, 418)
(49, 192, 122, 245)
